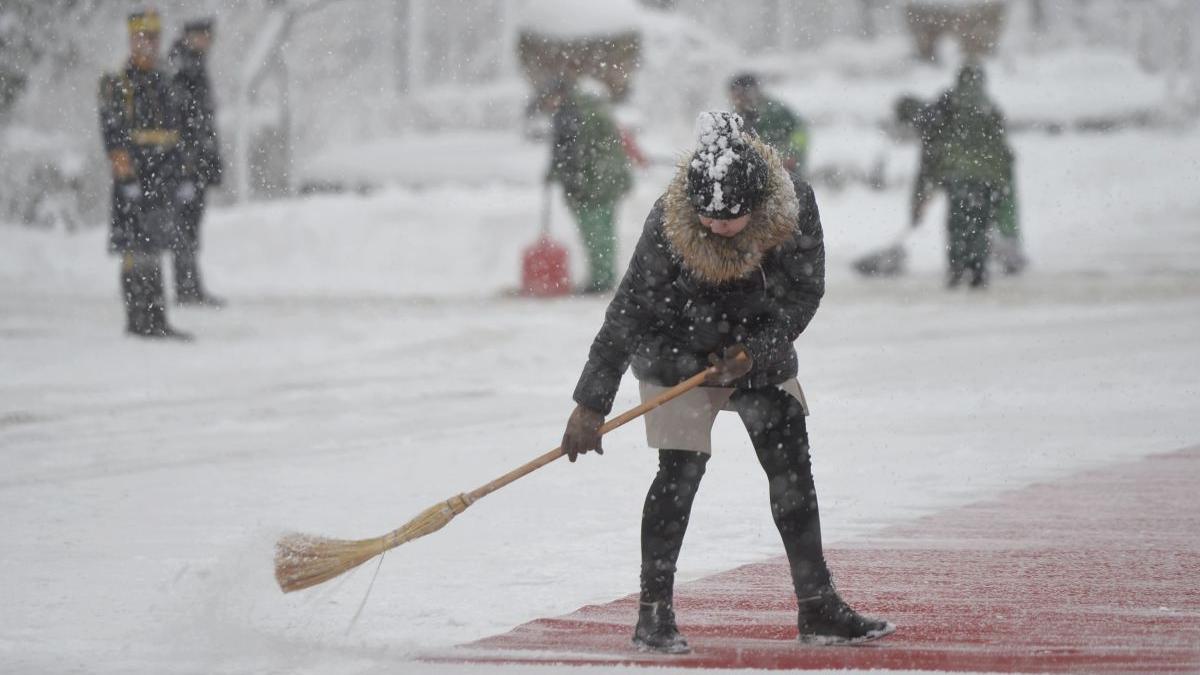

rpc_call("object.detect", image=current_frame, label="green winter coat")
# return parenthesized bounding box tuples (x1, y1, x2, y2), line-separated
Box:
(548, 92, 632, 211)
(742, 97, 809, 176)
(925, 82, 1012, 188)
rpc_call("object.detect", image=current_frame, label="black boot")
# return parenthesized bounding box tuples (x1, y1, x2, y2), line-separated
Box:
(123, 255, 192, 341)
(147, 299, 194, 341)
(946, 268, 964, 289)
(174, 249, 224, 307)
(796, 585, 895, 645)
(123, 263, 153, 337)
(632, 600, 690, 654)
(633, 450, 707, 655)
(967, 256, 989, 290)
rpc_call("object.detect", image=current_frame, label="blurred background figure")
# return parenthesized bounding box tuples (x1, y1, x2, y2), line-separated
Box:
(538, 78, 633, 295)
(169, 17, 225, 307)
(98, 9, 190, 339)
(729, 72, 810, 179)
(902, 62, 1017, 289)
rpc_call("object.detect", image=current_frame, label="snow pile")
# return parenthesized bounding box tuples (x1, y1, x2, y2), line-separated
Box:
(298, 131, 545, 190)
(518, 0, 643, 38)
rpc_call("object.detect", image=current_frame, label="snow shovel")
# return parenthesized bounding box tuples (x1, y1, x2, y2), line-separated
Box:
(273, 353, 746, 594)
(852, 226, 913, 278)
(520, 183, 571, 297)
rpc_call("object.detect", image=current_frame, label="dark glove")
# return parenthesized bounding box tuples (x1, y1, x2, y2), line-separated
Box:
(706, 344, 753, 386)
(118, 180, 143, 202)
(175, 180, 198, 204)
(561, 404, 604, 463)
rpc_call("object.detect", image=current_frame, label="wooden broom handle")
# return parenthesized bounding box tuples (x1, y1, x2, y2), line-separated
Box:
(465, 354, 746, 503)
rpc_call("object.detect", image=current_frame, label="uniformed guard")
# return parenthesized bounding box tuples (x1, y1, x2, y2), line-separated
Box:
(169, 17, 224, 306)
(99, 9, 190, 338)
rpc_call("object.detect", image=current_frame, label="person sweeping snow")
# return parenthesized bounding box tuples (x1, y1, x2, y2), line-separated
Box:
(561, 112, 895, 653)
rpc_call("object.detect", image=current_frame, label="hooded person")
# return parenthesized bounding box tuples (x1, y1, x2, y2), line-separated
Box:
(561, 112, 894, 653)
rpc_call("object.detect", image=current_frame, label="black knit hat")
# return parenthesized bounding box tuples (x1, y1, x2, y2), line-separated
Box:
(728, 72, 760, 92)
(686, 111, 768, 219)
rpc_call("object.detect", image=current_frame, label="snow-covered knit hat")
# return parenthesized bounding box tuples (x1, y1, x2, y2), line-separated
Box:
(686, 111, 768, 219)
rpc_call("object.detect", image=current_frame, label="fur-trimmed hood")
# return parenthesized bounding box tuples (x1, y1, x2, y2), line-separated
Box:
(662, 135, 800, 283)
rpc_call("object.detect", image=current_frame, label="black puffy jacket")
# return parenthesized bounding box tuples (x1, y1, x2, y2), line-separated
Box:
(573, 137, 825, 415)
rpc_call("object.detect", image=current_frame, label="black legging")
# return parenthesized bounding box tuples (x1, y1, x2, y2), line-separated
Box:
(640, 386, 831, 603)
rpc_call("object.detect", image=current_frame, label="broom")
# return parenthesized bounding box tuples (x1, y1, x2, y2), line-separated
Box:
(274, 357, 740, 593)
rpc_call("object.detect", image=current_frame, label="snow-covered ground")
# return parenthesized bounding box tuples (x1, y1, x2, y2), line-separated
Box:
(2, 121, 1198, 674)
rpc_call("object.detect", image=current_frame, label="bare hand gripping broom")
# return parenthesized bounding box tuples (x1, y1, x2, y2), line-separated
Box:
(274, 357, 741, 593)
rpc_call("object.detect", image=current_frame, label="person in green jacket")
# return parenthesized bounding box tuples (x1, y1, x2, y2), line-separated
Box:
(729, 73, 810, 178)
(539, 79, 633, 294)
(903, 62, 1019, 288)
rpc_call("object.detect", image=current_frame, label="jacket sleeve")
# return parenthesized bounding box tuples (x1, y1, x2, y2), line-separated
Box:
(98, 74, 130, 154)
(174, 72, 214, 184)
(572, 198, 676, 414)
(743, 181, 825, 364)
(175, 66, 224, 186)
(202, 107, 224, 186)
(912, 144, 939, 206)
(548, 103, 582, 186)
(912, 97, 950, 204)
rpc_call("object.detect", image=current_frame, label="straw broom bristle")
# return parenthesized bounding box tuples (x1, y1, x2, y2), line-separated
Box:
(274, 532, 386, 593)
(274, 494, 473, 594)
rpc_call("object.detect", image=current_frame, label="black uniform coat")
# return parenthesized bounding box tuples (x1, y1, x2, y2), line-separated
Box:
(169, 40, 222, 188)
(573, 137, 825, 415)
(98, 62, 184, 253)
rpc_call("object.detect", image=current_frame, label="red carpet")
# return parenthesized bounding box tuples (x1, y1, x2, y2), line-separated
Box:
(430, 446, 1200, 671)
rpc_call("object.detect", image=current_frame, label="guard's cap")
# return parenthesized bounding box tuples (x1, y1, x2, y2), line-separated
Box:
(184, 18, 214, 34)
(127, 9, 162, 35)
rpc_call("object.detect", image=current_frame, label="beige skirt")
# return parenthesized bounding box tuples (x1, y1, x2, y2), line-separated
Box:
(637, 378, 809, 454)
